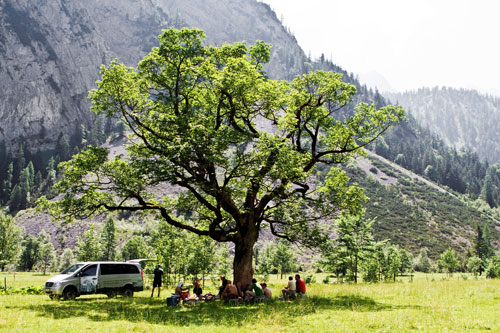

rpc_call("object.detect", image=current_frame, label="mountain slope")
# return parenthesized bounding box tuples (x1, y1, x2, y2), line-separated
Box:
(351, 151, 500, 258)
(386, 87, 500, 164)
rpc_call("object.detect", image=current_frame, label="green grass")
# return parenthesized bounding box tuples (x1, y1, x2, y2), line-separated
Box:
(1, 272, 500, 331)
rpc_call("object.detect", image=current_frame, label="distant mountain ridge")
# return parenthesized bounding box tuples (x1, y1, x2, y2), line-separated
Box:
(386, 87, 500, 164)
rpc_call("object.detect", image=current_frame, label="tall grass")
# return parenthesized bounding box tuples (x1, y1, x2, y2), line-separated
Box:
(1, 272, 500, 332)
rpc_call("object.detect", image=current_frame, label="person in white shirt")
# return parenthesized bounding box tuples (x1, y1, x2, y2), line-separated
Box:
(281, 276, 296, 300)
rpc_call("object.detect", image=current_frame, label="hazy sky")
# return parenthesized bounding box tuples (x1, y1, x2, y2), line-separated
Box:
(261, 0, 500, 94)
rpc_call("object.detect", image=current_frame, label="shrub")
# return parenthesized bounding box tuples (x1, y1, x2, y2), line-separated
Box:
(466, 256, 482, 276)
(362, 261, 379, 283)
(0, 285, 44, 295)
(485, 257, 500, 278)
(304, 273, 316, 284)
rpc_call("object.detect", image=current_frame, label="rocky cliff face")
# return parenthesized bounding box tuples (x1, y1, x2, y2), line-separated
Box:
(0, 0, 109, 151)
(0, 0, 307, 152)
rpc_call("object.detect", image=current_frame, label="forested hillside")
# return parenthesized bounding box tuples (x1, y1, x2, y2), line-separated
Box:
(350, 152, 500, 258)
(372, 116, 500, 208)
(387, 87, 500, 163)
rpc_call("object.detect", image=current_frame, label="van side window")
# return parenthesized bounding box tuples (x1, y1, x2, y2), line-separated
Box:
(119, 264, 139, 274)
(80, 264, 97, 277)
(100, 264, 119, 275)
(100, 264, 139, 275)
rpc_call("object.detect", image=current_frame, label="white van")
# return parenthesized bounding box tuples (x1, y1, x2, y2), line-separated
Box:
(44, 261, 144, 300)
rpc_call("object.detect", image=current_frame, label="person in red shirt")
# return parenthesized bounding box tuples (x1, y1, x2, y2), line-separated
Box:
(295, 274, 306, 295)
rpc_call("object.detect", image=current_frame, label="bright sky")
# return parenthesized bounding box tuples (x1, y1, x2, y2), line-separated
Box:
(261, 0, 500, 95)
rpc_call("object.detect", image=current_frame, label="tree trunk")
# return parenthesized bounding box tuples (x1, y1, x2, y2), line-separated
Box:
(233, 239, 256, 286)
(354, 256, 358, 284)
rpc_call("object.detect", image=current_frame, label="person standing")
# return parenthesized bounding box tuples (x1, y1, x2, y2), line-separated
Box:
(151, 264, 164, 297)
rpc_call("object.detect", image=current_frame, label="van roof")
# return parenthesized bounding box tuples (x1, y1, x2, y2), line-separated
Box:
(75, 261, 139, 265)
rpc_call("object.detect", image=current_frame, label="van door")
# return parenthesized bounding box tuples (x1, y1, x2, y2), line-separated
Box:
(99, 263, 123, 292)
(79, 264, 98, 294)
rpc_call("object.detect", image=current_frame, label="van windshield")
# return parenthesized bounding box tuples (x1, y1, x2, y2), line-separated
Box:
(61, 264, 85, 274)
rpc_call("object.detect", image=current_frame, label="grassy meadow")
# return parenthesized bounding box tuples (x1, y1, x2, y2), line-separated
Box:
(1, 272, 500, 332)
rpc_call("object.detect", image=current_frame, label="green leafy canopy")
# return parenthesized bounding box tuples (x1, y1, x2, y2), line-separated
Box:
(38, 28, 405, 249)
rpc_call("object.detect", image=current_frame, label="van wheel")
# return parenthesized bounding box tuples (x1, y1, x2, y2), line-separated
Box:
(122, 286, 134, 298)
(63, 287, 77, 301)
(107, 292, 117, 298)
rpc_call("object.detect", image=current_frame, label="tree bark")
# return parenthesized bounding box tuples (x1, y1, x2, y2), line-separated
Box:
(233, 238, 257, 286)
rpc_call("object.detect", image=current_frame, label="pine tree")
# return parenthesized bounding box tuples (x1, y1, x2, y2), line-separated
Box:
(101, 217, 116, 261)
(9, 184, 23, 212)
(44, 157, 57, 195)
(59, 248, 74, 271)
(34, 171, 43, 195)
(399, 249, 413, 274)
(414, 248, 431, 273)
(481, 175, 495, 207)
(56, 135, 71, 161)
(386, 245, 401, 281)
(37, 230, 56, 275)
(80, 124, 88, 146)
(13, 145, 25, 183)
(121, 235, 151, 261)
(271, 240, 297, 279)
(76, 225, 102, 261)
(438, 248, 459, 275)
(0, 212, 21, 271)
(1, 163, 13, 204)
(18, 235, 41, 271)
(475, 224, 493, 273)
(331, 212, 375, 283)
(256, 241, 277, 276)
(185, 235, 217, 287)
(26, 162, 34, 190)
(18, 166, 32, 209)
(467, 256, 482, 276)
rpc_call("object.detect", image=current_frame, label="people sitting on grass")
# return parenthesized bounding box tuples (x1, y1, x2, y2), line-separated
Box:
(295, 274, 306, 296)
(218, 275, 228, 297)
(245, 278, 263, 301)
(222, 280, 239, 300)
(193, 282, 203, 299)
(236, 281, 245, 298)
(282, 276, 296, 301)
(261, 283, 272, 299)
(175, 281, 189, 300)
